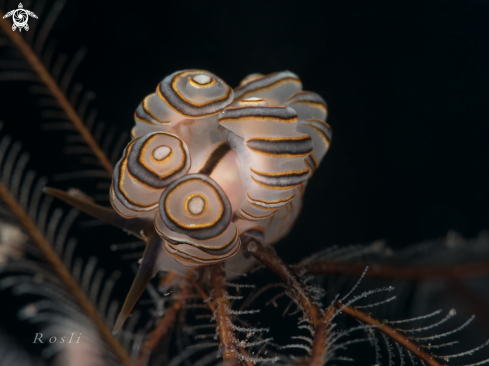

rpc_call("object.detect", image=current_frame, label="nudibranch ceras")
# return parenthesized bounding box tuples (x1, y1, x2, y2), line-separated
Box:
(110, 70, 332, 332)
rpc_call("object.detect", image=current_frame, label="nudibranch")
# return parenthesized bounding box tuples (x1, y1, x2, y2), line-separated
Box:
(61, 70, 331, 332)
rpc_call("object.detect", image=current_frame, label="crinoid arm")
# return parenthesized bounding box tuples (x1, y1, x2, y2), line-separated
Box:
(0, 129, 134, 366)
(0, 10, 487, 362)
(43, 186, 146, 239)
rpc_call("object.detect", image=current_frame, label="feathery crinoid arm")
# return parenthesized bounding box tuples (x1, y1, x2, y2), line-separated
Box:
(0, 2, 114, 174)
(296, 233, 489, 281)
(0, 123, 134, 366)
(242, 239, 489, 366)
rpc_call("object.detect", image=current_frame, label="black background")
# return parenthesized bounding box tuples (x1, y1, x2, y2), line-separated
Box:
(1, 0, 487, 260)
(0, 0, 489, 362)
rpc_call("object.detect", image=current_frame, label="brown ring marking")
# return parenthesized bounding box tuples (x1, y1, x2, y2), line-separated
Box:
(159, 70, 232, 109)
(219, 105, 298, 122)
(246, 191, 296, 205)
(234, 78, 300, 99)
(246, 135, 312, 158)
(248, 135, 311, 142)
(250, 167, 309, 178)
(249, 201, 283, 211)
(150, 145, 173, 164)
(128, 133, 188, 189)
(284, 90, 314, 102)
(285, 91, 327, 109)
(110, 185, 140, 218)
(115, 138, 161, 208)
(304, 154, 319, 172)
(234, 74, 301, 101)
(156, 222, 239, 251)
(304, 118, 332, 129)
(165, 236, 240, 262)
(237, 73, 268, 87)
(250, 175, 304, 191)
(285, 90, 326, 102)
(237, 98, 266, 104)
(239, 208, 278, 220)
(309, 154, 319, 168)
(241, 226, 265, 234)
(305, 123, 331, 146)
(184, 193, 208, 217)
(166, 243, 240, 265)
(171, 71, 231, 107)
(305, 158, 315, 173)
(163, 178, 224, 230)
(134, 110, 153, 125)
(142, 96, 169, 124)
(157, 87, 231, 118)
(188, 75, 216, 88)
(157, 216, 232, 242)
(290, 100, 328, 113)
(219, 114, 298, 124)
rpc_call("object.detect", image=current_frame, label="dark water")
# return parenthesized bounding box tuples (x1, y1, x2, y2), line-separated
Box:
(3, 0, 488, 255)
(0, 0, 488, 364)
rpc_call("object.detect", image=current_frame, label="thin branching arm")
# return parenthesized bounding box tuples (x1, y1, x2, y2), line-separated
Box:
(210, 263, 241, 366)
(0, 179, 133, 366)
(245, 240, 451, 366)
(337, 304, 443, 366)
(0, 12, 114, 173)
(244, 240, 329, 366)
(137, 283, 192, 366)
(189, 274, 255, 366)
(301, 261, 489, 280)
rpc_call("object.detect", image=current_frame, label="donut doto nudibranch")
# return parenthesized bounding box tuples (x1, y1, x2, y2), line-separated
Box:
(45, 69, 332, 333)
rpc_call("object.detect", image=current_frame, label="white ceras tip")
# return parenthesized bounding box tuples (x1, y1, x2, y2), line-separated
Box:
(192, 74, 212, 85)
(152, 145, 172, 161)
(187, 195, 206, 216)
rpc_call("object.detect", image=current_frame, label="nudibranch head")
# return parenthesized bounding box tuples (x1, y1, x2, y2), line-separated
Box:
(110, 69, 332, 332)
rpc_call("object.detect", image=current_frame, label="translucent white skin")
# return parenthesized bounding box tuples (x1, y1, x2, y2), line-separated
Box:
(218, 104, 311, 224)
(110, 69, 331, 275)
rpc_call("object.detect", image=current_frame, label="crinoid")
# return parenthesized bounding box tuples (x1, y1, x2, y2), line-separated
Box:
(0, 1, 488, 366)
